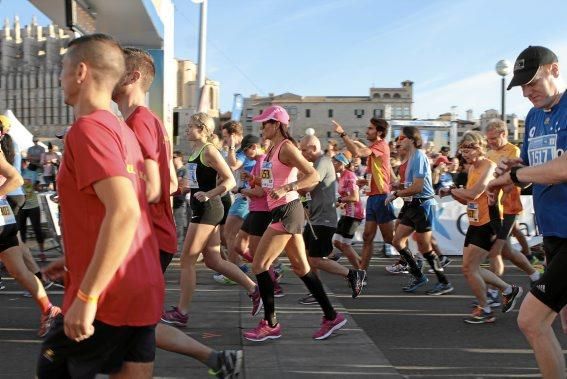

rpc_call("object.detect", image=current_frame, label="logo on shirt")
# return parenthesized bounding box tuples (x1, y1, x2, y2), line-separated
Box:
(529, 127, 536, 138)
(126, 164, 135, 174)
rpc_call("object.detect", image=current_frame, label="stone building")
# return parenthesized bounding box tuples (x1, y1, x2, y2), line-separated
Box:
(241, 81, 414, 140)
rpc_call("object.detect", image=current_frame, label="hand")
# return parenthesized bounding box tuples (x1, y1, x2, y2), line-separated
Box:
(269, 186, 288, 200)
(331, 120, 344, 135)
(64, 297, 97, 342)
(336, 201, 346, 209)
(356, 178, 368, 187)
(194, 191, 209, 202)
(42, 257, 66, 282)
(384, 191, 397, 205)
(438, 187, 452, 198)
(494, 158, 524, 178)
(487, 174, 516, 205)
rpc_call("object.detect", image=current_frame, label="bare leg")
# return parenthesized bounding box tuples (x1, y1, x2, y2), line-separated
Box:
(308, 257, 349, 276)
(156, 323, 212, 364)
(360, 221, 377, 270)
(110, 362, 153, 379)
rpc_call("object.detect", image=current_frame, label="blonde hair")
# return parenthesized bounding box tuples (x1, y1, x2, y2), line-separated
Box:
(459, 131, 487, 155)
(189, 112, 216, 143)
(485, 118, 508, 136)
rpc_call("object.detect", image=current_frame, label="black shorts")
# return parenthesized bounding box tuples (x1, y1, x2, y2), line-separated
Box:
(303, 225, 336, 258)
(270, 199, 305, 235)
(398, 200, 435, 233)
(0, 223, 19, 253)
(37, 315, 156, 378)
(7, 195, 25, 216)
(219, 193, 232, 225)
(464, 224, 496, 252)
(160, 250, 174, 273)
(241, 211, 272, 237)
(334, 216, 362, 240)
(530, 237, 567, 313)
(190, 196, 224, 226)
(496, 214, 517, 240)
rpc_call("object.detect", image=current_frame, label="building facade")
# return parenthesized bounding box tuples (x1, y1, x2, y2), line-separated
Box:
(241, 81, 414, 140)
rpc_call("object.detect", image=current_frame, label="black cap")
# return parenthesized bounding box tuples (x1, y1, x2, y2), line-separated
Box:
(237, 134, 260, 153)
(507, 46, 558, 90)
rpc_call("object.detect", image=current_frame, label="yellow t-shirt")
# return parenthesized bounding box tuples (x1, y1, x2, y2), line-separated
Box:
(486, 143, 523, 215)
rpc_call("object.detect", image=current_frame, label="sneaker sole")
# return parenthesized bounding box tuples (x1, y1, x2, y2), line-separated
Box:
(298, 300, 319, 305)
(464, 317, 496, 324)
(426, 287, 454, 296)
(402, 279, 429, 293)
(352, 271, 367, 299)
(386, 269, 409, 275)
(313, 318, 347, 340)
(502, 287, 524, 313)
(243, 333, 281, 342)
(160, 318, 187, 327)
(274, 292, 285, 298)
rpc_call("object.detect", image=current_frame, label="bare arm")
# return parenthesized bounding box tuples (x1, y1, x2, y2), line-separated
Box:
(451, 160, 495, 201)
(332, 120, 371, 157)
(241, 186, 266, 198)
(204, 146, 236, 198)
(514, 153, 567, 185)
(169, 159, 178, 195)
(0, 152, 23, 196)
(280, 141, 319, 192)
(395, 177, 425, 198)
(143, 159, 161, 203)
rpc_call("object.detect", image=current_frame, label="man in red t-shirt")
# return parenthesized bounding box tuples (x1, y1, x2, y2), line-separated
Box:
(38, 34, 164, 378)
(333, 119, 396, 271)
(111, 47, 242, 377)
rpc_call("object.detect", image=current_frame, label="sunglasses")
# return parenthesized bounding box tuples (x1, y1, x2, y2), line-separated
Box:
(459, 144, 479, 150)
(395, 145, 402, 149)
(397, 135, 408, 141)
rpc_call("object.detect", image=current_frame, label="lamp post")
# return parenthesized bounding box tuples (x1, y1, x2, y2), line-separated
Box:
(495, 60, 512, 123)
(192, 0, 207, 112)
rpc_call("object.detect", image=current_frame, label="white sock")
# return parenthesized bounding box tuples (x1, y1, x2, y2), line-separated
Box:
(488, 288, 499, 297)
(529, 271, 540, 281)
(483, 306, 492, 313)
(502, 286, 513, 295)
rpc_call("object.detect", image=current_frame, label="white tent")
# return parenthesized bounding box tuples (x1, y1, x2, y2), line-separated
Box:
(3, 109, 47, 152)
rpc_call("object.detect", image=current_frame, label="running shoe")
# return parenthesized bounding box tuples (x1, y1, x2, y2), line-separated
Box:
(328, 251, 343, 262)
(249, 286, 263, 316)
(428, 256, 452, 273)
(38, 306, 61, 337)
(43, 281, 54, 290)
(464, 306, 495, 324)
(313, 313, 347, 340)
(416, 258, 425, 272)
(243, 319, 281, 342)
(385, 263, 409, 274)
(274, 282, 285, 298)
(273, 262, 285, 279)
(0, 281, 5, 290)
(425, 282, 454, 296)
(208, 350, 243, 378)
(161, 306, 189, 327)
(402, 275, 428, 293)
(347, 269, 366, 298)
(213, 273, 237, 285)
(472, 291, 501, 308)
(22, 291, 32, 298)
(502, 285, 523, 313)
(298, 293, 318, 305)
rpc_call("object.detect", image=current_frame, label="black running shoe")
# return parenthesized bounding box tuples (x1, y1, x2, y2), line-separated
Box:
(347, 269, 367, 298)
(209, 350, 243, 378)
(502, 285, 523, 313)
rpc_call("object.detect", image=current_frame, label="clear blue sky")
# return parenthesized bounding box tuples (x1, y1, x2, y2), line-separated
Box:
(2, 0, 567, 119)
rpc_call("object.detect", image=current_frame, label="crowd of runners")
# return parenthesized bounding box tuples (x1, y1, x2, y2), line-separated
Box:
(0, 34, 566, 378)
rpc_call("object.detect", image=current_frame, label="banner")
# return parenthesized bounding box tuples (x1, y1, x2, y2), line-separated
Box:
(351, 196, 541, 256)
(231, 93, 244, 122)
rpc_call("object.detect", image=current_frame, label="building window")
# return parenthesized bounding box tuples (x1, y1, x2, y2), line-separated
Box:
(245, 108, 253, 121)
(328, 109, 333, 118)
(372, 93, 381, 99)
(383, 93, 391, 99)
(373, 109, 383, 118)
(393, 93, 401, 99)
(354, 109, 364, 119)
(306, 109, 311, 118)
(403, 107, 410, 117)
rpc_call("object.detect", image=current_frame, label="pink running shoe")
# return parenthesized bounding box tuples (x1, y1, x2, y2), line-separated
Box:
(274, 281, 285, 298)
(249, 286, 263, 316)
(38, 305, 61, 338)
(243, 319, 281, 342)
(313, 313, 347, 340)
(160, 306, 189, 327)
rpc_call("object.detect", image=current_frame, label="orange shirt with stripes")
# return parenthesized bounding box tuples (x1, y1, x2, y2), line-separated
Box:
(366, 139, 391, 195)
(466, 159, 501, 226)
(486, 142, 523, 215)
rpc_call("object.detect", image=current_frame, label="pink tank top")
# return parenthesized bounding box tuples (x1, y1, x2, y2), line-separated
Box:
(261, 140, 299, 210)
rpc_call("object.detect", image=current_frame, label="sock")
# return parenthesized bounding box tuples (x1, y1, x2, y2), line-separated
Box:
(206, 351, 222, 371)
(300, 271, 337, 321)
(256, 271, 277, 327)
(502, 286, 512, 295)
(483, 306, 492, 313)
(36, 296, 52, 314)
(529, 271, 540, 281)
(423, 251, 448, 284)
(487, 288, 499, 297)
(398, 247, 422, 278)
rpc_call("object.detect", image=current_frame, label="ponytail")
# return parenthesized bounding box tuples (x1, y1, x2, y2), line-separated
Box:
(279, 123, 296, 145)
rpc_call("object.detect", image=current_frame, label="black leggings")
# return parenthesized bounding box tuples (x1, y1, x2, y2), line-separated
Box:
(17, 206, 44, 244)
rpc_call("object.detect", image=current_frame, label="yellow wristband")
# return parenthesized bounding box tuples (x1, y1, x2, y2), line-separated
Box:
(77, 289, 98, 304)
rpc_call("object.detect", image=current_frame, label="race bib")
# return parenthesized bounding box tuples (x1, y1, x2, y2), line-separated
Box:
(528, 134, 557, 167)
(402, 182, 413, 202)
(261, 161, 274, 189)
(0, 198, 16, 226)
(304, 192, 312, 201)
(187, 163, 199, 189)
(467, 202, 479, 223)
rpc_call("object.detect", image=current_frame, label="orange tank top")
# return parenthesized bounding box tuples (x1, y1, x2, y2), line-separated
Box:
(465, 160, 501, 226)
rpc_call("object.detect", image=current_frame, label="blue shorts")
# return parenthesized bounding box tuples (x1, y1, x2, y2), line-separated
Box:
(228, 196, 249, 220)
(365, 194, 396, 224)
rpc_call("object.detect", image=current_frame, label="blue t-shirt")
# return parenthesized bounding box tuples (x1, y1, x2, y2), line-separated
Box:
(236, 151, 256, 189)
(520, 92, 567, 238)
(405, 149, 435, 199)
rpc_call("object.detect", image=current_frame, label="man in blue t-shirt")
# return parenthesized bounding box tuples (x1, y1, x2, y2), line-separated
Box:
(487, 45, 567, 378)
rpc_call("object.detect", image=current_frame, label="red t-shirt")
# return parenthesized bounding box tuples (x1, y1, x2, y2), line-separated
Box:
(58, 110, 164, 326)
(126, 106, 176, 254)
(367, 139, 391, 195)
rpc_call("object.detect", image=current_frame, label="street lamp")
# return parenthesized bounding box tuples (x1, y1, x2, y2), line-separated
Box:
(192, 0, 207, 112)
(495, 59, 512, 123)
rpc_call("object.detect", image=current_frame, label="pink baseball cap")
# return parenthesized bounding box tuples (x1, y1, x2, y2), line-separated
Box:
(252, 105, 290, 124)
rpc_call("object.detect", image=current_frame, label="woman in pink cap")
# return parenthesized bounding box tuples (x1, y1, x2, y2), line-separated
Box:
(243, 105, 347, 342)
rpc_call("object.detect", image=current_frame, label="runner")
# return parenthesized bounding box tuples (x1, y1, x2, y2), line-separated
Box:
(37, 34, 164, 378)
(161, 112, 261, 327)
(113, 47, 241, 378)
(385, 127, 453, 295)
(0, 115, 60, 338)
(333, 119, 396, 274)
(297, 135, 366, 305)
(243, 105, 346, 342)
(487, 45, 567, 378)
(442, 131, 522, 324)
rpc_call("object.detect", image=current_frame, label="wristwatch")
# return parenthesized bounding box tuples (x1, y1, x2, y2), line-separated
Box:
(339, 132, 347, 138)
(509, 166, 522, 186)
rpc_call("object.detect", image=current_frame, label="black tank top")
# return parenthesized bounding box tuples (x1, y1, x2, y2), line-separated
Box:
(187, 143, 217, 196)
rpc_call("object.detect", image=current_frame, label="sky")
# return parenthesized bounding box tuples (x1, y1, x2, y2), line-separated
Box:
(2, 0, 567, 120)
